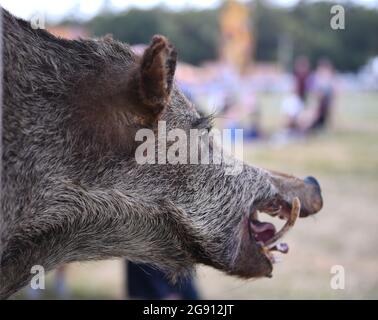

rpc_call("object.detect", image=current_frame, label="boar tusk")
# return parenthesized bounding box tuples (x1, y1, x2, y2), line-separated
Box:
(266, 197, 301, 248)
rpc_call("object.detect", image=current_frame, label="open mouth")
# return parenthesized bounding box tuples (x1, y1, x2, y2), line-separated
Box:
(249, 197, 301, 265)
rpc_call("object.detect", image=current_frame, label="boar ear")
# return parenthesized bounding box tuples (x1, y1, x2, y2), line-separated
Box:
(72, 35, 178, 155)
(139, 35, 177, 111)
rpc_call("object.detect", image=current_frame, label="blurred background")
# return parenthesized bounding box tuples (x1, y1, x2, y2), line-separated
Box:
(2, 0, 377, 299)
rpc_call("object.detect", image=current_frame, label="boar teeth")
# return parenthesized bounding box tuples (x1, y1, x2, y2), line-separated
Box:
(266, 197, 301, 248)
(270, 242, 289, 254)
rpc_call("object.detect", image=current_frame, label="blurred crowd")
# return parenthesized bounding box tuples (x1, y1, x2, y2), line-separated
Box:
(176, 56, 336, 145)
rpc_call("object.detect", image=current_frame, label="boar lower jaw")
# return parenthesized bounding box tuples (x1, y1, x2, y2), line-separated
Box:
(249, 197, 301, 264)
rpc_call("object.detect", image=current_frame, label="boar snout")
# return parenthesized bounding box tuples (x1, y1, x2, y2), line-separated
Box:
(268, 171, 323, 218)
(302, 176, 323, 216)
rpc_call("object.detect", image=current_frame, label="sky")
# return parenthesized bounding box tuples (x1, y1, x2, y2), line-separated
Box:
(1, 0, 377, 22)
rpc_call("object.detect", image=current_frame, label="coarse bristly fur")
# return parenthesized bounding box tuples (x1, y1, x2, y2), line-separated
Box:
(0, 8, 322, 299)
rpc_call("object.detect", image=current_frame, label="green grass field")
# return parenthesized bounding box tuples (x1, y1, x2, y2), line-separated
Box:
(14, 91, 378, 300)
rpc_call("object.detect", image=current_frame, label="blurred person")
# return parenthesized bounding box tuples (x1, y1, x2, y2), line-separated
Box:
(281, 89, 304, 133)
(294, 56, 311, 103)
(125, 261, 200, 300)
(221, 77, 262, 141)
(246, 108, 262, 140)
(241, 84, 262, 140)
(305, 58, 335, 132)
(270, 87, 304, 145)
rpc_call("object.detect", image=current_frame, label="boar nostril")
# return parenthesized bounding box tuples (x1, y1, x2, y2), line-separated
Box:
(304, 176, 320, 190)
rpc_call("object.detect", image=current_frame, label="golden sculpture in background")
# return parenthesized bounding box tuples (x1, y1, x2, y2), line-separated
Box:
(220, 0, 253, 74)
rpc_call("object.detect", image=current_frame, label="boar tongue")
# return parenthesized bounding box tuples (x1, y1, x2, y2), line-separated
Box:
(250, 220, 276, 243)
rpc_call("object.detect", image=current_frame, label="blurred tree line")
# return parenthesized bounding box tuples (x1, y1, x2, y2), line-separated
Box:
(81, 1, 378, 71)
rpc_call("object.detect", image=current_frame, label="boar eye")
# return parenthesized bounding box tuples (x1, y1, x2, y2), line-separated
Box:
(192, 115, 214, 132)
